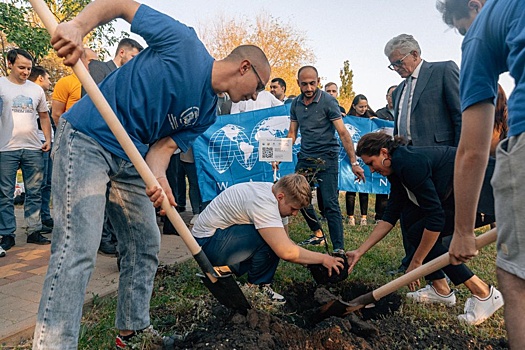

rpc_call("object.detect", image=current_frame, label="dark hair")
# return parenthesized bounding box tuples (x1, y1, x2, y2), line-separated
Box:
(436, 0, 473, 26)
(495, 84, 508, 141)
(271, 77, 287, 92)
(348, 94, 376, 118)
(325, 82, 337, 89)
(387, 85, 397, 94)
(115, 38, 144, 56)
(356, 132, 407, 157)
(28, 66, 49, 82)
(297, 65, 318, 79)
(7, 48, 34, 65)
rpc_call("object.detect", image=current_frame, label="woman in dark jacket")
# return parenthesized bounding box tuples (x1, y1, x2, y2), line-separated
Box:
(346, 132, 503, 326)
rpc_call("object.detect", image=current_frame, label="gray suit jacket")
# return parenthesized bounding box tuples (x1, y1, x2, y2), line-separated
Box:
(392, 60, 462, 146)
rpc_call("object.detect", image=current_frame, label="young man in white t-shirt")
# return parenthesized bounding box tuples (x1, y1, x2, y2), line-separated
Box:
(0, 49, 52, 256)
(192, 173, 345, 303)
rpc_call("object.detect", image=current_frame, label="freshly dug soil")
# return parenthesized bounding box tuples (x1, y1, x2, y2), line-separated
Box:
(156, 280, 508, 350)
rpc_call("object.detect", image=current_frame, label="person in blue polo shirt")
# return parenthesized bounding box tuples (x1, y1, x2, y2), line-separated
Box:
(285, 66, 365, 256)
(33, 0, 271, 348)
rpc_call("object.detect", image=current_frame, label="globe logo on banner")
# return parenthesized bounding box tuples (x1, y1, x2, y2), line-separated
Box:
(337, 123, 362, 162)
(208, 116, 299, 174)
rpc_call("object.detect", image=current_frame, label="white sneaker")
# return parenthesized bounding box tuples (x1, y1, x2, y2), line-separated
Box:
(406, 284, 456, 307)
(0, 246, 5, 257)
(360, 217, 367, 226)
(259, 284, 286, 304)
(458, 286, 504, 325)
(190, 214, 199, 225)
(347, 216, 355, 226)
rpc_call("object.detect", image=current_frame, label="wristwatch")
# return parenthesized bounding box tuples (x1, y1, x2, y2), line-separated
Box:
(351, 161, 359, 166)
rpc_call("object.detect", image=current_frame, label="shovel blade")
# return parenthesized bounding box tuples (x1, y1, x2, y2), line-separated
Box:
(200, 274, 251, 314)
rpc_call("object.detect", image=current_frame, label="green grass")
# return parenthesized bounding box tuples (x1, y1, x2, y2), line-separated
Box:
(2, 194, 506, 349)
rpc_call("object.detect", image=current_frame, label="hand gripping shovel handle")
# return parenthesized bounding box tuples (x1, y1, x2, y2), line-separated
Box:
(29, 0, 221, 284)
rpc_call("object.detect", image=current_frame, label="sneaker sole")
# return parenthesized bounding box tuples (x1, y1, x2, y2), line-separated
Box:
(406, 295, 456, 307)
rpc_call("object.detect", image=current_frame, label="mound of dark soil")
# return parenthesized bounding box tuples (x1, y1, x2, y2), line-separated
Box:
(159, 281, 508, 350)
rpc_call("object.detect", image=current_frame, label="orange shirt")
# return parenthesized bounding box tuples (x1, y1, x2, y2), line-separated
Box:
(52, 74, 81, 111)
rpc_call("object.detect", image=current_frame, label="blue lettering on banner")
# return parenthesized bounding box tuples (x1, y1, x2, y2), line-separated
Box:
(193, 104, 394, 202)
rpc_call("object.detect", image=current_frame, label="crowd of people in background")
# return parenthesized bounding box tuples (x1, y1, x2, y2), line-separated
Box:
(1, 0, 523, 348)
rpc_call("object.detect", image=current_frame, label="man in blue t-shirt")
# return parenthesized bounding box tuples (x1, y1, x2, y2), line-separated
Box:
(284, 66, 364, 256)
(33, 1, 271, 348)
(437, 0, 525, 347)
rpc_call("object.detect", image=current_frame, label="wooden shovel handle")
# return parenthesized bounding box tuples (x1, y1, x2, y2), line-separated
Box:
(373, 228, 497, 301)
(29, 0, 202, 257)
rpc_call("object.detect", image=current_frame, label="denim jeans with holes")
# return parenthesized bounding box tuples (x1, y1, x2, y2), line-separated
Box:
(33, 121, 160, 349)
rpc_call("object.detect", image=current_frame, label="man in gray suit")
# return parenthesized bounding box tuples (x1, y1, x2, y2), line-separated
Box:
(385, 34, 462, 147)
(384, 34, 462, 274)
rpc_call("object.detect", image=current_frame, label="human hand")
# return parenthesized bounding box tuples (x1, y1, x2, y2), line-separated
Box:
(449, 231, 478, 265)
(145, 176, 176, 214)
(405, 260, 422, 291)
(51, 21, 85, 66)
(271, 161, 280, 170)
(41, 140, 51, 152)
(345, 250, 362, 273)
(322, 255, 344, 277)
(352, 165, 366, 183)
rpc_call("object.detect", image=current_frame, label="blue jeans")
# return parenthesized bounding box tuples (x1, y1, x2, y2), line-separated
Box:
(41, 144, 53, 222)
(0, 149, 44, 236)
(195, 224, 280, 285)
(296, 154, 344, 250)
(33, 121, 160, 349)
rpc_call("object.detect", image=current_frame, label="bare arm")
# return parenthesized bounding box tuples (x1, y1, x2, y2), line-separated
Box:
(51, 0, 141, 66)
(346, 220, 394, 272)
(286, 120, 298, 143)
(333, 118, 365, 182)
(51, 100, 66, 125)
(144, 136, 178, 211)
(39, 111, 52, 152)
(259, 227, 344, 275)
(450, 102, 494, 264)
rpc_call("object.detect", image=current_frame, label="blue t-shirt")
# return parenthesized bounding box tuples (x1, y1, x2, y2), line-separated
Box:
(64, 5, 218, 160)
(460, 0, 525, 137)
(290, 89, 341, 158)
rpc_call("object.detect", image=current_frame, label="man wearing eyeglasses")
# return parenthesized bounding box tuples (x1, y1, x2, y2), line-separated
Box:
(32, 0, 271, 348)
(383, 34, 462, 276)
(384, 34, 462, 147)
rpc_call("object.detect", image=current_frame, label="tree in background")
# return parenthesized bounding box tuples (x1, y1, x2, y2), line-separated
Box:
(339, 60, 355, 112)
(199, 12, 315, 96)
(1, 0, 125, 79)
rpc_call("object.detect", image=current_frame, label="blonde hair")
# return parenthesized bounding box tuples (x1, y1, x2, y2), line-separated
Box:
(274, 174, 312, 208)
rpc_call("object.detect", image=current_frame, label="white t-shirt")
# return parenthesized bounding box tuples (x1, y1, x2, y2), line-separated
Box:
(192, 182, 285, 238)
(230, 91, 284, 114)
(0, 77, 48, 151)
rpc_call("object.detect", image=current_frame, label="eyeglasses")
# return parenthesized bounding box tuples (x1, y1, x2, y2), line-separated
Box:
(251, 64, 266, 92)
(387, 52, 411, 71)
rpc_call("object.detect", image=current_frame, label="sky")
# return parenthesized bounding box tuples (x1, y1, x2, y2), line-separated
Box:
(112, 0, 514, 110)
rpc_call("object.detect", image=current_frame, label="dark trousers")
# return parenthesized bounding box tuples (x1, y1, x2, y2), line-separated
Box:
(345, 192, 368, 216)
(375, 194, 389, 221)
(403, 200, 474, 285)
(296, 155, 344, 250)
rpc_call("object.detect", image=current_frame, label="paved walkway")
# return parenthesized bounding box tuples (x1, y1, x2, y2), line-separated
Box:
(0, 206, 193, 347)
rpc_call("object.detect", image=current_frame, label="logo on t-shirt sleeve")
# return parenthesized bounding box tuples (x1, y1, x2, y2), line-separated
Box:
(167, 106, 199, 129)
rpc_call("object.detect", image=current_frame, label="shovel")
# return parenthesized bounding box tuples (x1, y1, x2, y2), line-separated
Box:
(318, 228, 497, 319)
(29, 0, 250, 313)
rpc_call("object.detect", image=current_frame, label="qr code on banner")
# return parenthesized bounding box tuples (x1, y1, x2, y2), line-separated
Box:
(262, 147, 274, 159)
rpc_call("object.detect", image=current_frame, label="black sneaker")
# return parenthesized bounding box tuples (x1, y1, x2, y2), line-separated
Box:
(27, 232, 51, 245)
(298, 235, 325, 246)
(259, 284, 286, 304)
(0, 235, 15, 250)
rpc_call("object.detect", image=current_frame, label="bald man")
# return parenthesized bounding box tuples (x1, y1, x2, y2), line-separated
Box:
(33, 0, 270, 348)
